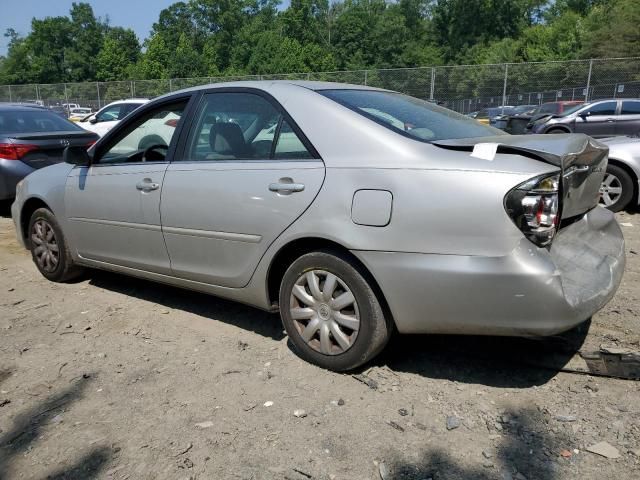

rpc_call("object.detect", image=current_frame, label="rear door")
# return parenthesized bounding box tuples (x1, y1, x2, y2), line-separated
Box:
(616, 100, 640, 136)
(65, 97, 191, 273)
(574, 101, 617, 137)
(160, 89, 325, 288)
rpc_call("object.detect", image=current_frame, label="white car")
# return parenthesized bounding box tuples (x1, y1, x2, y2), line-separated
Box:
(78, 99, 148, 137)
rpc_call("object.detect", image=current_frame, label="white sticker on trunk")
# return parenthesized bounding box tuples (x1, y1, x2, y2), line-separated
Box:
(471, 143, 499, 161)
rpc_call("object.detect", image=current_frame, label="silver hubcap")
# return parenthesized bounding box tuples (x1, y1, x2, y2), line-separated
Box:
(289, 270, 360, 356)
(31, 220, 59, 273)
(600, 173, 623, 207)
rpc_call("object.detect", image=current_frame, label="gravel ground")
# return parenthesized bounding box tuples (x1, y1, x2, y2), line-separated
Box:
(1, 207, 639, 480)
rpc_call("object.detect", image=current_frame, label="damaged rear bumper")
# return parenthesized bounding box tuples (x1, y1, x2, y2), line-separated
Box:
(353, 206, 625, 336)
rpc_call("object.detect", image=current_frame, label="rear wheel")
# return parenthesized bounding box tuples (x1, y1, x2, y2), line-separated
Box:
(279, 250, 391, 371)
(546, 128, 569, 134)
(28, 208, 83, 282)
(600, 164, 634, 212)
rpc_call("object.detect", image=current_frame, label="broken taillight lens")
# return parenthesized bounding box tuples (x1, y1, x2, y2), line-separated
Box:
(505, 173, 560, 247)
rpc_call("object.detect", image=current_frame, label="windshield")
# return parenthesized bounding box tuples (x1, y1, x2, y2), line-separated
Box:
(319, 90, 504, 142)
(0, 109, 82, 134)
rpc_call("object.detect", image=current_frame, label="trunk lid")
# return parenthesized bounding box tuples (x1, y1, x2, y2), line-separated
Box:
(8, 130, 98, 170)
(433, 133, 608, 220)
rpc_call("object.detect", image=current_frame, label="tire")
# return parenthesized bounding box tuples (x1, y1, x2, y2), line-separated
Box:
(138, 134, 166, 150)
(279, 250, 392, 371)
(546, 128, 569, 134)
(28, 208, 84, 282)
(600, 164, 634, 212)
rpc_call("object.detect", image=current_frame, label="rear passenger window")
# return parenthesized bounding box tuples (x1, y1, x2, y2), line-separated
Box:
(184, 92, 313, 161)
(621, 101, 640, 115)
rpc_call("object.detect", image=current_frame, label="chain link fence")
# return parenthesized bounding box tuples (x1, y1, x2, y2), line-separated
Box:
(0, 57, 638, 115)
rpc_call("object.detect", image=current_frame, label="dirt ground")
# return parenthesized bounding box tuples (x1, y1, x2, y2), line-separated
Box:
(1, 206, 639, 480)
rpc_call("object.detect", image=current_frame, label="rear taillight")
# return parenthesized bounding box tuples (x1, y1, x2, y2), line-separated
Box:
(165, 119, 179, 128)
(505, 173, 560, 247)
(0, 143, 39, 160)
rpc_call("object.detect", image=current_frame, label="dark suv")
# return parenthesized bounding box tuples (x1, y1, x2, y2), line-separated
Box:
(526, 99, 640, 137)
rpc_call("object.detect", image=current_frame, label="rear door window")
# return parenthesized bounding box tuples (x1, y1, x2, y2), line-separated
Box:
(621, 101, 640, 115)
(184, 92, 313, 161)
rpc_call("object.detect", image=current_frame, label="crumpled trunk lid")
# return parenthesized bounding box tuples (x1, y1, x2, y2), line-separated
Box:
(433, 133, 608, 220)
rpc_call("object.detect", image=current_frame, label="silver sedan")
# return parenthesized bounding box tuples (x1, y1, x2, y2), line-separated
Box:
(11, 81, 625, 371)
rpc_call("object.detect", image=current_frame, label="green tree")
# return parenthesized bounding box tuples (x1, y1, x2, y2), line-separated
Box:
(64, 2, 107, 81)
(581, 0, 640, 58)
(96, 28, 141, 81)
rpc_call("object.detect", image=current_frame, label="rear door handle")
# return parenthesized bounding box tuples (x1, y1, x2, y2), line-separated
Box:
(136, 179, 160, 191)
(269, 182, 305, 194)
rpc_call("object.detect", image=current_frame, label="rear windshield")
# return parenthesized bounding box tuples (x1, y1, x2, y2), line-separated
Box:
(319, 89, 504, 142)
(0, 109, 81, 134)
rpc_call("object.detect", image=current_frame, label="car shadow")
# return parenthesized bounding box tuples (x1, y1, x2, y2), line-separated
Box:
(373, 321, 590, 388)
(86, 269, 286, 341)
(87, 268, 589, 388)
(0, 375, 111, 479)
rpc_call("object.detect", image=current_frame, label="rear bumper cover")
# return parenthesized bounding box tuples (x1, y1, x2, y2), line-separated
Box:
(0, 159, 33, 201)
(353, 206, 625, 336)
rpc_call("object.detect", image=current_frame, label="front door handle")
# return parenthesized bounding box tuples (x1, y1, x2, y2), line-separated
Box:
(269, 181, 305, 194)
(136, 179, 160, 191)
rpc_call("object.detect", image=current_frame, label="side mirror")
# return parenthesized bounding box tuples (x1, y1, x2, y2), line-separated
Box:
(63, 146, 91, 166)
(578, 111, 590, 119)
(89, 117, 98, 124)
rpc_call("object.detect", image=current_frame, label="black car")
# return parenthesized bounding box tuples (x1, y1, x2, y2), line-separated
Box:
(0, 104, 99, 201)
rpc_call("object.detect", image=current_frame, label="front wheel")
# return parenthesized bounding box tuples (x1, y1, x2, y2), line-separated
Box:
(600, 164, 634, 212)
(28, 208, 84, 282)
(279, 250, 391, 371)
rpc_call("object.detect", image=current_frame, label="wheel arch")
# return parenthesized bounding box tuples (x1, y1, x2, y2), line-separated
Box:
(266, 236, 395, 327)
(544, 125, 571, 134)
(20, 197, 53, 248)
(608, 158, 639, 206)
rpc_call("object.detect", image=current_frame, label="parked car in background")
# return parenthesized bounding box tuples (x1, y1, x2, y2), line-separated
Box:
(526, 99, 640, 137)
(68, 108, 93, 122)
(599, 135, 640, 212)
(0, 104, 98, 201)
(11, 81, 624, 371)
(505, 101, 583, 134)
(492, 105, 536, 130)
(78, 99, 148, 137)
(473, 106, 515, 125)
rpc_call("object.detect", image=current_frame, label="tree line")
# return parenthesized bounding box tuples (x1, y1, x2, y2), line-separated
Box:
(0, 0, 638, 85)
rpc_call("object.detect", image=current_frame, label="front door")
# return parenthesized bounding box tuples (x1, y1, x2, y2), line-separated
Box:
(574, 101, 617, 137)
(161, 91, 325, 288)
(65, 98, 190, 274)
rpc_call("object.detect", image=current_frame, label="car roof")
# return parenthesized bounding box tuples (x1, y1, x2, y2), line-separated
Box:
(154, 80, 389, 102)
(0, 103, 48, 111)
(104, 98, 149, 106)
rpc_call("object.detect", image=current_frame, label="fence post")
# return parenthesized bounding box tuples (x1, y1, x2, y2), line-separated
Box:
(35, 84, 40, 103)
(8, 85, 12, 102)
(364, 70, 368, 86)
(585, 59, 593, 101)
(64, 83, 70, 116)
(429, 67, 435, 101)
(169, 78, 173, 92)
(501, 64, 509, 114)
(96, 82, 101, 109)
